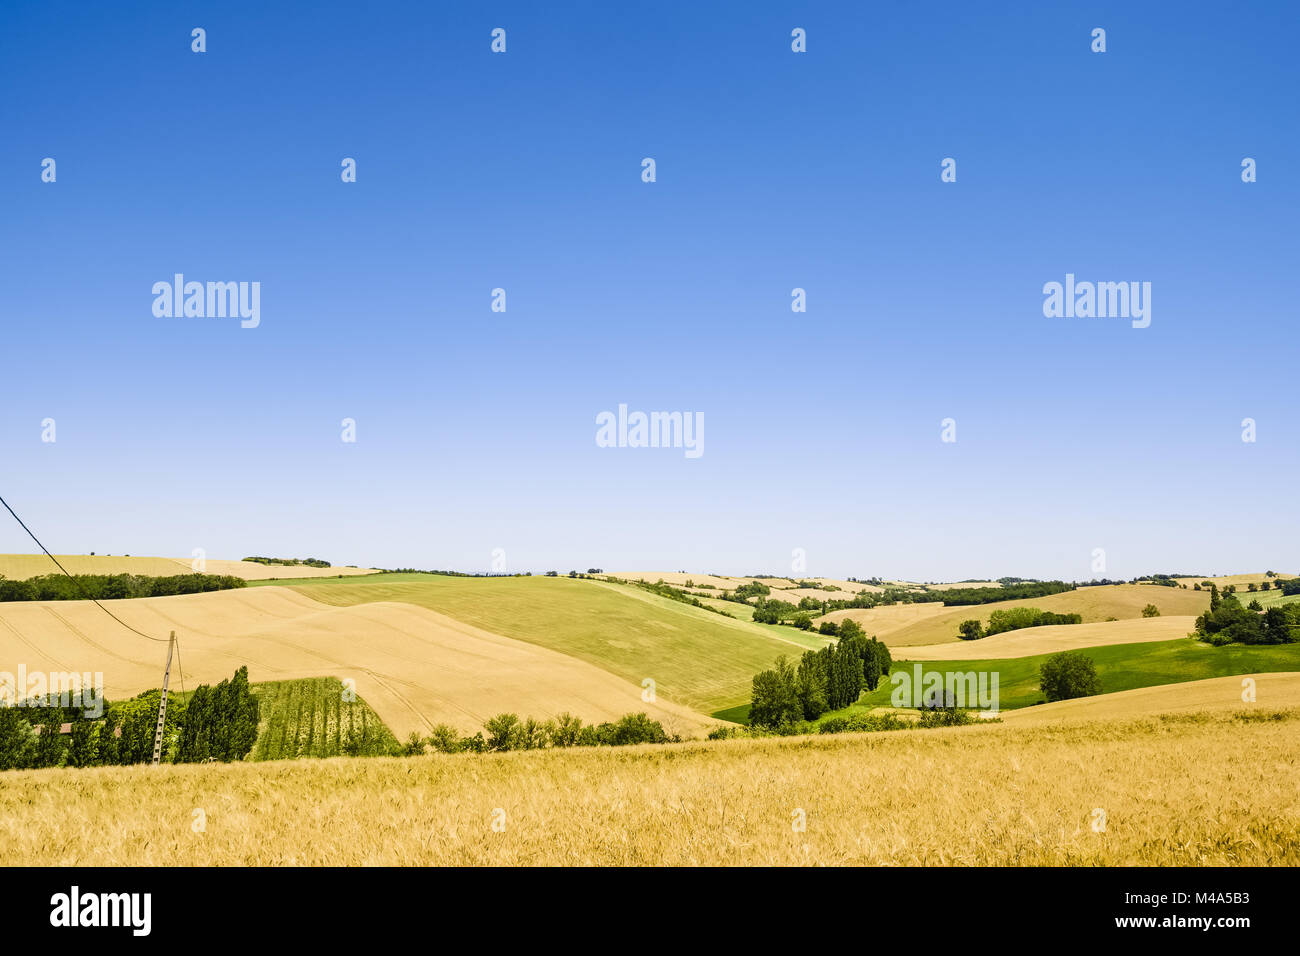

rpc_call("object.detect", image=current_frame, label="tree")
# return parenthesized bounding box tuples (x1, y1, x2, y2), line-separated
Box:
(795, 653, 828, 720)
(97, 709, 119, 765)
(1039, 652, 1102, 702)
(31, 706, 68, 768)
(1209, 584, 1221, 612)
(0, 707, 34, 771)
(838, 619, 865, 642)
(958, 619, 984, 640)
(869, 638, 892, 680)
(749, 657, 802, 729)
(1263, 607, 1297, 645)
(1141, 604, 1160, 618)
(66, 720, 98, 767)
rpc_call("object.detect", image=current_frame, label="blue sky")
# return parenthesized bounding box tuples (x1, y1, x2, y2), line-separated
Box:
(1, 1, 1296, 581)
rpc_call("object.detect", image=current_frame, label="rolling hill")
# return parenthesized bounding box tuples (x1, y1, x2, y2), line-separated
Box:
(1000, 671, 1300, 725)
(893, 616, 1197, 660)
(268, 573, 814, 713)
(0, 586, 716, 738)
(867, 583, 1210, 646)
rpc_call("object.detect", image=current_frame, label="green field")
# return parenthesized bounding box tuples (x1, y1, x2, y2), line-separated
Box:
(1235, 588, 1300, 609)
(250, 677, 399, 761)
(717, 638, 1300, 724)
(254, 573, 814, 713)
(836, 638, 1300, 716)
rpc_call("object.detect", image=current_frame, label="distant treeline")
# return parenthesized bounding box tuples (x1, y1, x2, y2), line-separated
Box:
(0, 573, 247, 603)
(910, 581, 1076, 606)
(0, 667, 259, 772)
(243, 556, 331, 568)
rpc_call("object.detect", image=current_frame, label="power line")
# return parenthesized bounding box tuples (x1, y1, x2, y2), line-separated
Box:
(0, 492, 170, 643)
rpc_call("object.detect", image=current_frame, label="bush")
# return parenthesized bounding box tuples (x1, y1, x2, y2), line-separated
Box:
(1039, 652, 1102, 702)
(917, 706, 974, 728)
(1142, 604, 1160, 618)
(426, 724, 463, 753)
(958, 619, 983, 641)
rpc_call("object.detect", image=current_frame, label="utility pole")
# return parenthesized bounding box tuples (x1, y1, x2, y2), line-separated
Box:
(151, 631, 176, 766)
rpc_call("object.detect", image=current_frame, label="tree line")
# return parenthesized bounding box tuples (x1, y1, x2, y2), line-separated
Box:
(910, 581, 1076, 606)
(242, 556, 331, 567)
(0, 572, 247, 603)
(957, 607, 1083, 640)
(0, 667, 259, 771)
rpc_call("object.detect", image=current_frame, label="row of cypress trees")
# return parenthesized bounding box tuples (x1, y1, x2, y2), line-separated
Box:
(174, 666, 260, 762)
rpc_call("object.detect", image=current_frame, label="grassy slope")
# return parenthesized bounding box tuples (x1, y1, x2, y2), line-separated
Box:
(875, 583, 1209, 646)
(5, 708, 1296, 865)
(263, 573, 814, 713)
(841, 638, 1300, 714)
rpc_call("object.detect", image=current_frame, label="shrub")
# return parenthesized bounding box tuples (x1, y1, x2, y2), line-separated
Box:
(484, 713, 522, 751)
(1142, 604, 1160, 618)
(917, 706, 974, 728)
(426, 724, 463, 753)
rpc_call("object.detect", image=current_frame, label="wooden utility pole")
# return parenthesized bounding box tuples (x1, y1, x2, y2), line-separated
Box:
(151, 631, 176, 766)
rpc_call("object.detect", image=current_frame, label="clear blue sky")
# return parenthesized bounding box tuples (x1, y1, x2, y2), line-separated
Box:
(2, 1, 1296, 581)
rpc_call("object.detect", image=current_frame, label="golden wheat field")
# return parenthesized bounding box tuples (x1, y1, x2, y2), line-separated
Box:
(0, 554, 380, 581)
(1173, 572, 1296, 591)
(3, 707, 1297, 866)
(820, 602, 954, 636)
